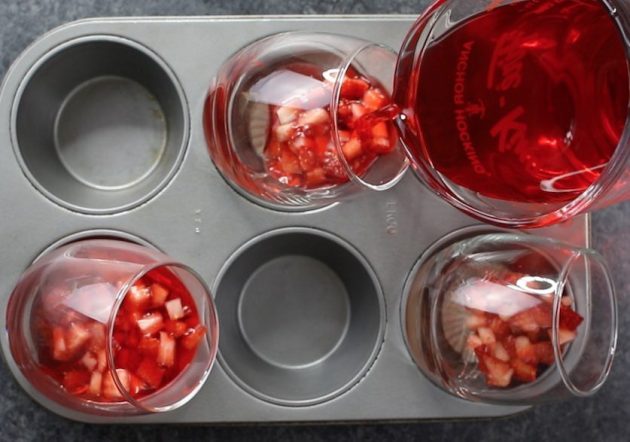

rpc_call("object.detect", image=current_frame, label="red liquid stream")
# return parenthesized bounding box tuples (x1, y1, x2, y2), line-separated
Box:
(405, 0, 628, 203)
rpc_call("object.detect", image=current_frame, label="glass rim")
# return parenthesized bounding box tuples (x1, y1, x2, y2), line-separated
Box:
(332, 42, 410, 192)
(107, 260, 219, 413)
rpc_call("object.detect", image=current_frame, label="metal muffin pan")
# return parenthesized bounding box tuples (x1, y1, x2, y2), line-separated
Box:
(0, 15, 589, 424)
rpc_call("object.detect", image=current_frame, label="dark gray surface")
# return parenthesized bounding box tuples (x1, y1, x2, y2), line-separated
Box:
(0, 1, 628, 441)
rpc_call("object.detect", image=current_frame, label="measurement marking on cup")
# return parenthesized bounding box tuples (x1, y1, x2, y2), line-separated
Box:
(385, 201, 398, 235)
(194, 209, 202, 234)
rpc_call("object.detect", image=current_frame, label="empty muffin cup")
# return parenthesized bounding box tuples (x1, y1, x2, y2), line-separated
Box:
(214, 227, 385, 406)
(12, 35, 188, 214)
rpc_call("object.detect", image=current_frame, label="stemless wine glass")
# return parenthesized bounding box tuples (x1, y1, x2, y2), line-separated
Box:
(403, 231, 617, 404)
(390, 0, 630, 227)
(204, 32, 409, 211)
(6, 239, 219, 416)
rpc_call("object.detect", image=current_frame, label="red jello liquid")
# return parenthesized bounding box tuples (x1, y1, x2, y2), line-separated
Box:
(32, 267, 207, 402)
(403, 0, 628, 203)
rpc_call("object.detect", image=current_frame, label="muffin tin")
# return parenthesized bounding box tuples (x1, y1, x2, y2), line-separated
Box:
(0, 15, 589, 423)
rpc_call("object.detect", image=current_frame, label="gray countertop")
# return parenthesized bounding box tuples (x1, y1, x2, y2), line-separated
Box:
(1, 1, 629, 441)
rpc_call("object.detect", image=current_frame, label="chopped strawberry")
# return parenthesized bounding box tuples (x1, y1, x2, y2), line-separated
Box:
(515, 335, 538, 365)
(276, 106, 299, 124)
(81, 352, 98, 372)
(181, 325, 207, 351)
(136, 357, 166, 389)
(465, 311, 487, 330)
(299, 108, 329, 126)
(165, 298, 185, 321)
(488, 316, 511, 339)
(137, 312, 164, 335)
(89, 371, 102, 396)
(150, 283, 169, 307)
(275, 124, 294, 142)
(52, 326, 68, 361)
(164, 320, 187, 338)
(87, 322, 106, 351)
(279, 149, 302, 175)
(341, 77, 370, 100)
(62, 370, 90, 395)
(475, 349, 514, 387)
(115, 347, 142, 371)
(477, 327, 496, 345)
(97, 349, 107, 372)
(492, 342, 510, 362)
(511, 359, 537, 382)
(305, 168, 327, 187)
(362, 88, 387, 111)
(157, 332, 176, 367)
(138, 336, 160, 357)
(342, 138, 363, 161)
(103, 370, 126, 400)
(559, 306, 584, 331)
(466, 333, 483, 350)
(533, 341, 555, 365)
(351, 103, 367, 121)
(125, 285, 151, 311)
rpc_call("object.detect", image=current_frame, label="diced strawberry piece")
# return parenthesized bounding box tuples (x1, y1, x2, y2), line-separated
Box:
(165, 298, 185, 321)
(275, 124, 294, 142)
(66, 322, 90, 355)
(52, 326, 68, 361)
(266, 139, 283, 158)
(502, 335, 517, 359)
(475, 350, 514, 387)
(137, 312, 164, 335)
(534, 341, 555, 365)
(87, 322, 106, 351)
(279, 149, 302, 174)
(477, 327, 496, 345)
(515, 335, 538, 365)
(362, 88, 387, 111)
(510, 307, 542, 333)
(97, 349, 107, 372)
(150, 283, 169, 307)
(511, 359, 537, 382)
(157, 332, 176, 368)
(337, 130, 351, 144)
(488, 316, 511, 339)
(556, 327, 577, 345)
(89, 371, 102, 396)
(136, 357, 166, 389)
(305, 168, 327, 187)
(103, 370, 127, 400)
(369, 136, 393, 154)
(125, 285, 151, 311)
(342, 138, 362, 161)
(371, 121, 389, 139)
(297, 147, 317, 172)
(492, 342, 510, 362)
(164, 320, 187, 338)
(276, 106, 299, 124)
(138, 337, 160, 357)
(351, 103, 367, 121)
(81, 352, 98, 372)
(465, 311, 487, 330)
(299, 108, 330, 126)
(62, 370, 90, 395)
(559, 306, 584, 331)
(341, 77, 370, 100)
(181, 325, 207, 351)
(466, 333, 483, 350)
(125, 329, 141, 348)
(115, 347, 142, 371)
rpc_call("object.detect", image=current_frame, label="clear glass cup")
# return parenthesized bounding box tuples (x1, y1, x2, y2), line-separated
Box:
(391, 0, 630, 228)
(204, 31, 409, 211)
(6, 239, 219, 416)
(402, 231, 617, 404)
